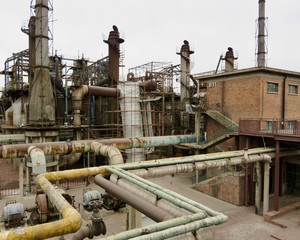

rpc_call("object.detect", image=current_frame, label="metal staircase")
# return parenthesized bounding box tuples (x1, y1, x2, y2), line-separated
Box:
(206, 110, 239, 132)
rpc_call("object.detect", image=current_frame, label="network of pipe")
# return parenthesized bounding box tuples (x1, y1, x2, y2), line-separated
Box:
(0, 0, 279, 239)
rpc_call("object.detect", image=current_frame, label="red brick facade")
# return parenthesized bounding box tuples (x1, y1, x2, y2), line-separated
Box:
(196, 67, 300, 150)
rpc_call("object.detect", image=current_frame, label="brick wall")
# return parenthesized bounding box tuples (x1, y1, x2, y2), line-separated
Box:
(193, 173, 245, 206)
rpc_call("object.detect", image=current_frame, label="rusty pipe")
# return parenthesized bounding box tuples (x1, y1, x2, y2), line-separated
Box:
(72, 85, 120, 126)
(0, 134, 197, 159)
(95, 174, 174, 222)
(139, 79, 157, 92)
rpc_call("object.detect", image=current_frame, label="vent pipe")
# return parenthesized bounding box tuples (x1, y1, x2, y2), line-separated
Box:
(257, 0, 267, 67)
(104, 25, 124, 86)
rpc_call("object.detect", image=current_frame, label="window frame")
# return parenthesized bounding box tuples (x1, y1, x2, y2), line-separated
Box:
(288, 84, 298, 95)
(267, 82, 279, 93)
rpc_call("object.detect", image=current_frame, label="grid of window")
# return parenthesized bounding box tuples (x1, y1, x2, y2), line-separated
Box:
(267, 82, 278, 93)
(288, 84, 298, 95)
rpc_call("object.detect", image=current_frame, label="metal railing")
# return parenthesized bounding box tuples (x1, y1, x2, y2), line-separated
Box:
(239, 119, 300, 136)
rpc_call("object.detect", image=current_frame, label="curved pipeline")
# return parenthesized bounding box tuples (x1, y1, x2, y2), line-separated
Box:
(72, 85, 120, 126)
(1, 147, 296, 239)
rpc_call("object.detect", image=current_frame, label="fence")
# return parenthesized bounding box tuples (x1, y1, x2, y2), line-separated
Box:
(0, 177, 92, 198)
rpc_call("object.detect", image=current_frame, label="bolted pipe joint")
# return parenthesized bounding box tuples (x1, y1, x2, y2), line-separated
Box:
(72, 207, 106, 240)
(91, 207, 107, 236)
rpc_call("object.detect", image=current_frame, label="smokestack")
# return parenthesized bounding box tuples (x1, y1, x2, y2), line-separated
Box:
(104, 25, 124, 86)
(257, 0, 267, 67)
(224, 47, 236, 72)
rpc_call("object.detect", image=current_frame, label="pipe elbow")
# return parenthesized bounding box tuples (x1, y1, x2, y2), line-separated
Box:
(72, 85, 89, 110)
(91, 142, 123, 165)
(107, 146, 123, 165)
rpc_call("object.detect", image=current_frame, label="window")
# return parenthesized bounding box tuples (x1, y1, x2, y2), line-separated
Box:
(288, 84, 298, 95)
(267, 82, 278, 93)
(287, 121, 295, 130)
(266, 121, 273, 131)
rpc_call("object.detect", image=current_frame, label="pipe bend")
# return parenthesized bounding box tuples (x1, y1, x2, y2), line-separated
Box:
(91, 142, 123, 165)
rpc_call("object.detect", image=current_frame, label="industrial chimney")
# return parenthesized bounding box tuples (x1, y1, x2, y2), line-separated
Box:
(257, 0, 267, 67)
(177, 40, 194, 110)
(224, 47, 237, 72)
(28, 0, 56, 125)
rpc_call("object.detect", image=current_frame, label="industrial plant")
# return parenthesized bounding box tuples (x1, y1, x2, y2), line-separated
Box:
(0, 0, 299, 239)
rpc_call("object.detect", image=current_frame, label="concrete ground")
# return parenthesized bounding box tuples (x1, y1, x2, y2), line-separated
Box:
(0, 173, 300, 239)
(150, 173, 300, 240)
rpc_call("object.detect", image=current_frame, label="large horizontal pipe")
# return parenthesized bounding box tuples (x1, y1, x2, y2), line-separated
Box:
(95, 175, 174, 222)
(109, 174, 190, 218)
(0, 134, 25, 143)
(107, 167, 217, 217)
(0, 134, 197, 158)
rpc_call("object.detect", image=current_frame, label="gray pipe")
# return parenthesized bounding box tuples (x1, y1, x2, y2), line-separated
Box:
(94, 175, 174, 222)
(109, 174, 190, 218)
(107, 167, 219, 217)
(72, 207, 106, 240)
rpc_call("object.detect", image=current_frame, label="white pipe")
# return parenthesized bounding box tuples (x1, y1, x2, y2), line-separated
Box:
(263, 157, 271, 214)
(90, 142, 123, 165)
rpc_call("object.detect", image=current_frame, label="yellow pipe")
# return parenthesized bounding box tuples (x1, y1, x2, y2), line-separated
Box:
(0, 166, 110, 240)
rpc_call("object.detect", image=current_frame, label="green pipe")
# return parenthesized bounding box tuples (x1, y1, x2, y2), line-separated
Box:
(116, 147, 275, 171)
(107, 167, 222, 217)
(101, 212, 220, 240)
(131, 215, 227, 240)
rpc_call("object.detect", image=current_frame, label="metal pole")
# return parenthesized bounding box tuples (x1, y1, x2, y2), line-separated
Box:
(274, 140, 280, 211)
(263, 160, 270, 214)
(255, 161, 262, 215)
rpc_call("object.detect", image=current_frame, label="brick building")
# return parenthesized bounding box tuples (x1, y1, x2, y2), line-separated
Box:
(194, 66, 300, 212)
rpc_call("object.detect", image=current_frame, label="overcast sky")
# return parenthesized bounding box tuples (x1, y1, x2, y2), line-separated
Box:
(1, 0, 300, 80)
